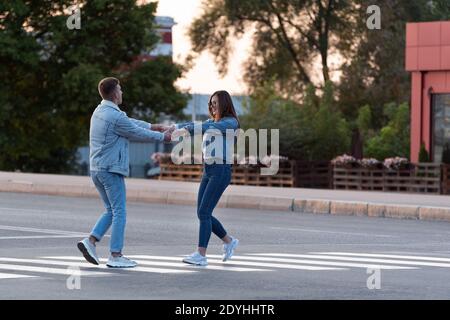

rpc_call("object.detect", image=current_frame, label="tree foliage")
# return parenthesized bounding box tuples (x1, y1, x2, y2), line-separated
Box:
(189, 0, 450, 124)
(189, 0, 356, 97)
(0, 0, 188, 173)
(241, 80, 350, 161)
(365, 102, 410, 160)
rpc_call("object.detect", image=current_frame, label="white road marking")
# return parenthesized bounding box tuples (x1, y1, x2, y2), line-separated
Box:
(0, 235, 87, 240)
(127, 255, 344, 271)
(269, 227, 396, 238)
(311, 252, 450, 262)
(0, 272, 37, 279)
(250, 253, 450, 268)
(0, 262, 110, 276)
(0, 225, 85, 235)
(0, 207, 68, 214)
(0, 225, 109, 239)
(209, 254, 416, 270)
(44, 256, 270, 272)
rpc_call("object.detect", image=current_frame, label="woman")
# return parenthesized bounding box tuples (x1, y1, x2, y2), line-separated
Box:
(170, 90, 240, 266)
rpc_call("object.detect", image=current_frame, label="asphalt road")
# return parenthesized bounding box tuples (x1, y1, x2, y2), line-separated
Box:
(1, 191, 450, 300)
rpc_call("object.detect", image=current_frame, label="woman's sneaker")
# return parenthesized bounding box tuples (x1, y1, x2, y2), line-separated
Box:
(77, 238, 100, 265)
(106, 255, 138, 268)
(182, 252, 208, 266)
(222, 237, 239, 262)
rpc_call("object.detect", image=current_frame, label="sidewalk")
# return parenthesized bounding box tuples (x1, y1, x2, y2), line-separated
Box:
(1, 171, 450, 222)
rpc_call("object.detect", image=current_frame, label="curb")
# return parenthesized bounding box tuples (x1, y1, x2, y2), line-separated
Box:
(1, 179, 450, 223)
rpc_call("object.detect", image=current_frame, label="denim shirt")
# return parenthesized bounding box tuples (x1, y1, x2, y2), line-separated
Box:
(176, 117, 239, 164)
(90, 100, 164, 176)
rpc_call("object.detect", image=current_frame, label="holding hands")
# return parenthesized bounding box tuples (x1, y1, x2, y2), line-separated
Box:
(152, 124, 173, 132)
(152, 123, 188, 142)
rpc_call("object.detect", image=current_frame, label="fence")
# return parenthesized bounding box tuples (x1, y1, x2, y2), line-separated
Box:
(159, 161, 331, 188)
(159, 161, 450, 194)
(441, 164, 450, 195)
(333, 163, 441, 194)
(159, 162, 295, 187)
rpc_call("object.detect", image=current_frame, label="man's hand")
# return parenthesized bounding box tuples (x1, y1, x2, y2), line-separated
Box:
(152, 124, 169, 132)
(163, 131, 172, 142)
(153, 124, 177, 133)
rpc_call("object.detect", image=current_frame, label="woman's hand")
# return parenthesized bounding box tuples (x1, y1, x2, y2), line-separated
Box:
(171, 128, 189, 139)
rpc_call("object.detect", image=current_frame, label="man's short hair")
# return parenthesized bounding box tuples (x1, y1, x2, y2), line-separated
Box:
(98, 77, 119, 100)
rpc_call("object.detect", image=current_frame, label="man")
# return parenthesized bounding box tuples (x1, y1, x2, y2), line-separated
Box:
(77, 77, 171, 268)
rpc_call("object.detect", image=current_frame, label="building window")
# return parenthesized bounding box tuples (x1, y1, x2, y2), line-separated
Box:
(432, 94, 450, 163)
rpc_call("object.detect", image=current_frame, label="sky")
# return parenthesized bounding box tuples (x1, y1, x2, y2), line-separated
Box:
(149, 0, 250, 95)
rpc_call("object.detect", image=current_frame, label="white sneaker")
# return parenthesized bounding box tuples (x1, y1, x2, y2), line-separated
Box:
(222, 237, 239, 262)
(77, 238, 100, 265)
(182, 252, 208, 266)
(106, 255, 138, 268)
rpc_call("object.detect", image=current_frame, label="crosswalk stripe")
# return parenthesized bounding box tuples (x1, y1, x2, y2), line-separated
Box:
(125, 255, 344, 271)
(210, 255, 416, 270)
(310, 252, 450, 263)
(0, 272, 37, 279)
(0, 235, 87, 240)
(41, 257, 195, 274)
(127, 255, 270, 272)
(0, 262, 109, 276)
(0, 257, 112, 273)
(249, 253, 450, 268)
(0, 224, 84, 235)
(43, 256, 271, 272)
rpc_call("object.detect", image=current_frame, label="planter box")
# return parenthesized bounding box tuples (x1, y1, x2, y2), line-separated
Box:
(441, 164, 450, 195)
(333, 163, 441, 194)
(159, 162, 295, 187)
(293, 161, 332, 189)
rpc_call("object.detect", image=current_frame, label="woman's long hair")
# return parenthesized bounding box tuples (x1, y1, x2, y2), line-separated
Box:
(208, 90, 240, 128)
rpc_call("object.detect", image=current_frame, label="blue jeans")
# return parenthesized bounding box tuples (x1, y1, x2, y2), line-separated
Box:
(90, 171, 127, 253)
(197, 164, 232, 248)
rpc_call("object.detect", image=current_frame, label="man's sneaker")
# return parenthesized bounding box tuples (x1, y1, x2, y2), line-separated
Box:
(222, 237, 239, 262)
(106, 255, 138, 268)
(77, 238, 100, 265)
(182, 252, 208, 266)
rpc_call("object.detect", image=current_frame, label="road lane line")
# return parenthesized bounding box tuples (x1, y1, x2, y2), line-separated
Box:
(269, 227, 396, 238)
(43, 256, 270, 272)
(0, 207, 68, 214)
(0, 235, 87, 240)
(0, 272, 37, 279)
(250, 253, 450, 268)
(310, 252, 450, 262)
(0, 225, 86, 235)
(207, 254, 416, 270)
(124, 255, 345, 271)
(41, 257, 196, 274)
(0, 262, 111, 276)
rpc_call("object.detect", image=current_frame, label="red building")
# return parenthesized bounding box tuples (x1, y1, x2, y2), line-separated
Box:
(406, 21, 450, 162)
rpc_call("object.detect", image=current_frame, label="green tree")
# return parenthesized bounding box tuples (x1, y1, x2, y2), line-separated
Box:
(356, 105, 373, 141)
(0, 0, 188, 173)
(337, 0, 450, 125)
(418, 142, 430, 163)
(365, 102, 410, 160)
(189, 0, 449, 127)
(240, 79, 313, 160)
(188, 0, 356, 96)
(241, 81, 349, 161)
(310, 82, 350, 160)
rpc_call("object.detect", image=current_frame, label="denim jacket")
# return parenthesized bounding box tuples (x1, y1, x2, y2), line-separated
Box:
(90, 100, 164, 176)
(176, 117, 239, 164)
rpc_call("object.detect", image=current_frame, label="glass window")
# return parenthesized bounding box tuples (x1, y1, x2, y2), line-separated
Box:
(432, 94, 450, 162)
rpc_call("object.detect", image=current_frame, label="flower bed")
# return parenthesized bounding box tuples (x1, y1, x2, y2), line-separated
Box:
(331, 155, 440, 194)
